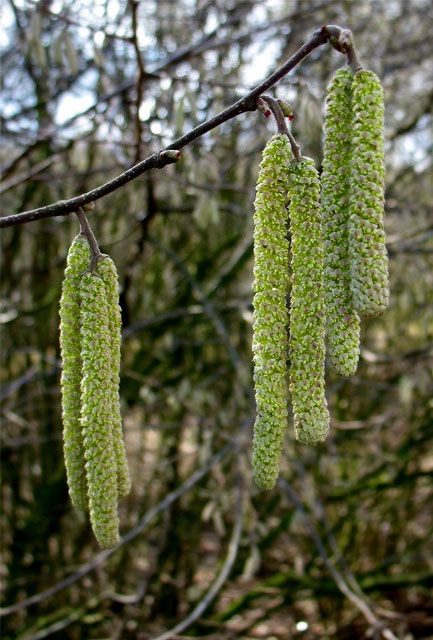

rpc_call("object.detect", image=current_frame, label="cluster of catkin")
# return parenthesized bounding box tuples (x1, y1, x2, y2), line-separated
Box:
(252, 66, 388, 490)
(60, 235, 130, 548)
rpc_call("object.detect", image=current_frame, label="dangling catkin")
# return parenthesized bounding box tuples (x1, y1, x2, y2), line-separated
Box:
(80, 272, 120, 548)
(59, 234, 90, 510)
(96, 256, 131, 497)
(252, 134, 291, 490)
(288, 157, 330, 445)
(321, 67, 360, 376)
(349, 69, 389, 317)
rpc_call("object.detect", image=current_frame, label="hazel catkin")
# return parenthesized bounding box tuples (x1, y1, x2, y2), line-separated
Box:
(80, 272, 120, 548)
(288, 157, 330, 445)
(349, 69, 389, 318)
(96, 256, 131, 497)
(252, 134, 291, 489)
(59, 234, 91, 510)
(321, 67, 361, 376)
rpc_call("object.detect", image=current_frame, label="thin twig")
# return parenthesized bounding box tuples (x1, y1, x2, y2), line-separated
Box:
(0, 444, 234, 618)
(260, 95, 289, 135)
(0, 24, 351, 229)
(129, 0, 147, 163)
(0, 155, 58, 195)
(286, 129, 302, 162)
(0, 150, 181, 228)
(293, 458, 394, 608)
(76, 209, 103, 271)
(150, 475, 245, 640)
(278, 478, 399, 640)
(261, 95, 302, 160)
(324, 24, 363, 72)
(21, 607, 85, 640)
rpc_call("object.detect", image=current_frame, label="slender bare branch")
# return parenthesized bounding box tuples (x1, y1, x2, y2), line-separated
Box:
(324, 24, 363, 71)
(278, 479, 399, 640)
(76, 209, 103, 271)
(129, 0, 147, 163)
(261, 94, 302, 160)
(150, 475, 245, 640)
(0, 25, 354, 229)
(0, 443, 234, 618)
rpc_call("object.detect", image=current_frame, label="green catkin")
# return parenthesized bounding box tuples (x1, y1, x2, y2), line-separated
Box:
(80, 272, 120, 548)
(59, 234, 91, 510)
(349, 69, 389, 318)
(321, 67, 361, 376)
(288, 157, 330, 445)
(96, 257, 131, 497)
(252, 134, 291, 490)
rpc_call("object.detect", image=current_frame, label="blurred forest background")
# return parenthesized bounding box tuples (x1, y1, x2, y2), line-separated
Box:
(1, 0, 432, 638)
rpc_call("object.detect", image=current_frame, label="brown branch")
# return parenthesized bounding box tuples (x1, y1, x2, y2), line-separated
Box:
(0, 24, 353, 229)
(76, 209, 103, 271)
(150, 474, 245, 640)
(278, 479, 399, 640)
(0, 443, 234, 618)
(0, 150, 181, 228)
(261, 95, 302, 161)
(260, 95, 288, 135)
(129, 0, 147, 163)
(324, 24, 363, 72)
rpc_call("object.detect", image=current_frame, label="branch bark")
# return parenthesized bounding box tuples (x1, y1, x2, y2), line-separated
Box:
(0, 24, 353, 229)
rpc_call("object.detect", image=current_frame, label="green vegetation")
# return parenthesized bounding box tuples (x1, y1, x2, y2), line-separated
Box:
(1, 1, 432, 638)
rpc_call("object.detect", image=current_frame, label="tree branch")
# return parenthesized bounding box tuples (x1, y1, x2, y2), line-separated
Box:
(260, 95, 289, 135)
(324, 24, 363, 72)
(0, 24, 353, 229)
(0, 443, 234, 618)
(150, 474, 245, 640)
(76, 209, 103, 271)
(129, 0, 147, 163)
(278, 479, 399, 640)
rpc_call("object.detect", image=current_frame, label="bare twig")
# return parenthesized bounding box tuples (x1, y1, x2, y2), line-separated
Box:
(278, 479, 399, 640)
(0, 444, 234, 618)
(294, 458, 395, 610)
(324, 24, 363, 72)
(0, 25, 352, 229)
(0, 150, 181, 228)
(260, 95, 289, 135)
(150, 475, 245, 640)
(261, 95, 302, 160)
(76, 209, 103, 271)
(150, 238, 243, 373)
(129, 0, 147, 163)
(0, 155, 58, 195)
(21, 607, 85, 640)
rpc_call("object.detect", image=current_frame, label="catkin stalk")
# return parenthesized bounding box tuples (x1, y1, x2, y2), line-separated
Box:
(80, 272, 120, 548)
(288, 157, 330, 445)
(252, 134, 291, 489)
(59, 234, 90, 510)
(96, 257, 131, 497)
(321, 67, 361, 376)
(349, 69, 389, 317)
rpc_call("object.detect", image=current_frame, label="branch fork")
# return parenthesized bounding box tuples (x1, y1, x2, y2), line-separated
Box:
(259, 95, 301, 162)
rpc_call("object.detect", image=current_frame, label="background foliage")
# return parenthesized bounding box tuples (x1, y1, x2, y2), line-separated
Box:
(1, 0, 432, 638)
